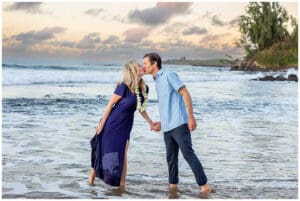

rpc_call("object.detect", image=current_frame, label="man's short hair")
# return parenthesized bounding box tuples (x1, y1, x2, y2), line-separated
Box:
(143, 53, 162, 69)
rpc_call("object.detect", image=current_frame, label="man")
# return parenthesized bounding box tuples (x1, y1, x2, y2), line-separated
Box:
(143, 53, 212, 197)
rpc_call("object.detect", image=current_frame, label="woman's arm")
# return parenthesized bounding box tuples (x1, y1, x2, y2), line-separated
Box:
(139, 110, 161, 131)
(139, 110, 153, 126)
(95, 94, 122, 134)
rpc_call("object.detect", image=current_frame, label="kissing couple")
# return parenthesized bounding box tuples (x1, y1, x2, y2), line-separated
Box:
(89, 53, 212, 197)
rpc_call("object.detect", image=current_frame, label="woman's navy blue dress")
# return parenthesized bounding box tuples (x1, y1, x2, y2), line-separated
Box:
(90, 83, 148, 186)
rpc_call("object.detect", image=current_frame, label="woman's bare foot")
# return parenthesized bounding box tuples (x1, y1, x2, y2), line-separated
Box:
(89, 167, 96, 186)
(109, 185, 126, 196)
(89, 181, 95, 186)
(119, 185, 125, 193)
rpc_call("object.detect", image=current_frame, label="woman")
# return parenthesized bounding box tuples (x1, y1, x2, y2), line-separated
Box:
(89, 60, 160, 187)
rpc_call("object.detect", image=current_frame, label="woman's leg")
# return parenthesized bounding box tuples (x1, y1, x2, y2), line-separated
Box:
(89, 167, 96, 186)
(120, 140, 129, 186)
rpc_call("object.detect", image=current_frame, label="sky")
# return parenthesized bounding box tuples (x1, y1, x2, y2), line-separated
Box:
(2, 1, 298, 65)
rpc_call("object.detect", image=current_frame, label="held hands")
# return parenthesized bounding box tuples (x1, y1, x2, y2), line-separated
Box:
(188, 116, 197, 131)
(150, 121, 161, 132)
(95, 120, 104, 135)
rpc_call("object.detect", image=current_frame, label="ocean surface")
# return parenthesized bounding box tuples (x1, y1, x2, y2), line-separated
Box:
(2, 63, 298, 198)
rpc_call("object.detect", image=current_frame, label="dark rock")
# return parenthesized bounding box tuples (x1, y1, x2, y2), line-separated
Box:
(258, 75, 276, 81)
(275, 75, 287, 81)
(288, 74, 298, 82)
(252, 74, 298, 82)
(231, 65, 239, 70)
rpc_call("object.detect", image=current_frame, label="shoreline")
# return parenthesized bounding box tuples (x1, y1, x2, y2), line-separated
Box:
(163, 59, 298, 72)
(230, 59, 298, 72)
(163, 58, 237, 68)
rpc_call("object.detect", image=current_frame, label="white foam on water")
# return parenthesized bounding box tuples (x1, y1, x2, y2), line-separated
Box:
(285, 68, 298, 78)
(3, 68, 121, 86)
(3, 183, 28, 194)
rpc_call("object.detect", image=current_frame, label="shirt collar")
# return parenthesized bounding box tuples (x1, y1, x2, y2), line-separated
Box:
(153, 68, 164, 80)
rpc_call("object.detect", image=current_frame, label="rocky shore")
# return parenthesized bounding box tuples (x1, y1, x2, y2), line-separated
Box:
(251, 74, 298, 82)
(230, 59, 297, 72)
(231, 59, 298, 82)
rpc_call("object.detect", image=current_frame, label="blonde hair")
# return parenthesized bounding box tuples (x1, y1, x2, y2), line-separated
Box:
(139, 78, 147, 94)
(117, 60, 139, 93)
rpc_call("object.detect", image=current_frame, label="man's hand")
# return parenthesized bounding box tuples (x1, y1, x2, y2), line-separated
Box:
(151, 122, 161, 132)
(188, 116, 197, 131)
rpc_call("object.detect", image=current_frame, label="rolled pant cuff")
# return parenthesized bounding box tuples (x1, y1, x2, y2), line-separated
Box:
(198, 180, 207, 186)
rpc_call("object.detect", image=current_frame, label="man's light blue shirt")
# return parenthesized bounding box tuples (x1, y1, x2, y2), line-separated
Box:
(154, 68, 188, 132)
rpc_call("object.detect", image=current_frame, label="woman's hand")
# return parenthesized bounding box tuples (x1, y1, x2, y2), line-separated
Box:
(95, 121, 104, 135)
(150, 122, 161, 132)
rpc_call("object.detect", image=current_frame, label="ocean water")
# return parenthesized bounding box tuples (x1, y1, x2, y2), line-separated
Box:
(2, 64, 298, 198)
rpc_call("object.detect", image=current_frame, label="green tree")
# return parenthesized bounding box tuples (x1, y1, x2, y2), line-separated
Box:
(290, 15, 298, 44)
(238, 2, 289, 54)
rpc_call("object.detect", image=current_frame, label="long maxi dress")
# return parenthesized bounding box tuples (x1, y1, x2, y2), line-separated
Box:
(90, 82, 148, 186)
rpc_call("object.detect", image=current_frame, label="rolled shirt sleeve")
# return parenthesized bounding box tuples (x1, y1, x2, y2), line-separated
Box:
(166, 72, 185, 92)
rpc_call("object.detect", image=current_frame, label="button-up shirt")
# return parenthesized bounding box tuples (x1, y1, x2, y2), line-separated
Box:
(154, 68, 188, 132)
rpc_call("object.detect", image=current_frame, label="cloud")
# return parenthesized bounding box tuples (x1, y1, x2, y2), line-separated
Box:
(153, 39, 243, 60)
(163, 22, 186, 33)
(3, 27, 69, 59)
(140, 40, 155, 47)
(6, 30, 114, 53)
(199, 33, 231, 44)
(4, 34, 245, 63)
(201, 11, 213, 19)
(182, 26, 208, 35)
(210, 15, 240, 28)
(52, 40, 77, 48)
(5, 2, 44, 14)
(112, 15, 128, 23)
(198, 12, 241, 28)
(41, 33, 104, 50)
(3, 37, 9, 43)
(84, 8, 104, 16)
(103, 35, 119, 44)
(198, 33, 237, 52)
(167, 39, 192, 47)
(12, 26, 66, 46)
(77, 33, 101, 49)
(212, 15, 226, 26)
(128, 2, 192, 26)
(123, 27, 150, 43)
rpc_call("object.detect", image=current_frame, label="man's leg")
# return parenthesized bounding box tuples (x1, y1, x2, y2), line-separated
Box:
(163, 132, 179, 187)
(173, 124, 211, 193)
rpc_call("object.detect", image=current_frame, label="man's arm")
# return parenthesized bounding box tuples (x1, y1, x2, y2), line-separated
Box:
(139, 110, 161, 132)
(178, 86, 197, 131)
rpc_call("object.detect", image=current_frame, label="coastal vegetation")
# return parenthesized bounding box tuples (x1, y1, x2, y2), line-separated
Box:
(234, 2, 298, 70)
